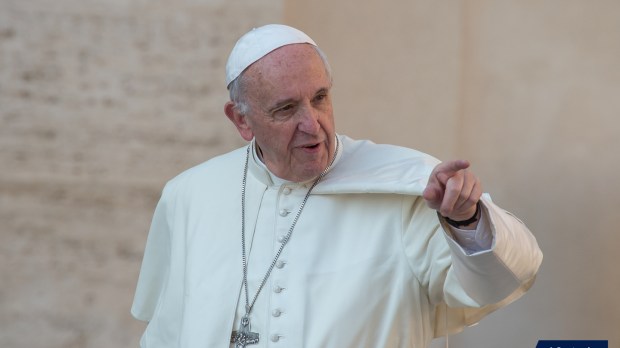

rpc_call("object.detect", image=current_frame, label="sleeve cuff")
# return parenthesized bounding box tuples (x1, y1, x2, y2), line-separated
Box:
(444, 207, 494, 255)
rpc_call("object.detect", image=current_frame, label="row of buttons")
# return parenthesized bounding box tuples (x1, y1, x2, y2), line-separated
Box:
(271, 185, 295, 344)
(271, 257, 286, 343)
(270, 283, 285, 342)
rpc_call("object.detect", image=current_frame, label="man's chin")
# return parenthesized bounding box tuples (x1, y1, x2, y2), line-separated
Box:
(298, 162, 331, 182)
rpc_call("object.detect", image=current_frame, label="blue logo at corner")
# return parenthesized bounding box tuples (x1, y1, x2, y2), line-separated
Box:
(536, 340, 608, 348)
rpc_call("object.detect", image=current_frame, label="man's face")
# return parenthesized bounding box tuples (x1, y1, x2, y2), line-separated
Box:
(227, 44, 336, 182)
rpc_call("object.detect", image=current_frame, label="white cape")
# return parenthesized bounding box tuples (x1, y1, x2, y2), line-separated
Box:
(132, 135, 542, 347)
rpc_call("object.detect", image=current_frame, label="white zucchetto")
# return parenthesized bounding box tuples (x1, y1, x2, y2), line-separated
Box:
(225, 24, 317, 88)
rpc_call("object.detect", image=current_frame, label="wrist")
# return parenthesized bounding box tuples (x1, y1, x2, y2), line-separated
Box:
(442, 201, 481, 228)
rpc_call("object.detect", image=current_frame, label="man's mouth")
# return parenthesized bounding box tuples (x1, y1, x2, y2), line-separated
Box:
(297, 142, 324, 153)
(302, 143, 320, 149)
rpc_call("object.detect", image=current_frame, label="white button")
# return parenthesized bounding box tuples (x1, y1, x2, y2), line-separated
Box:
(276, 260, 286, 269)
(279, 209, 290, 217)
(282, 187, 292, 195)
(272, 309, 282, 317)
(274, 285, 284, 293)
(271, 334, 280, 342)
(277, 235, 287, 243)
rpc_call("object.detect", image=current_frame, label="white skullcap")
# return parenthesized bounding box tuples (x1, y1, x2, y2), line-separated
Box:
(225, 24, 317, 88)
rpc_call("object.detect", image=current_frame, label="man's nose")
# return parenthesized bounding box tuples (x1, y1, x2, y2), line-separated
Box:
(297, 104, 321, 134)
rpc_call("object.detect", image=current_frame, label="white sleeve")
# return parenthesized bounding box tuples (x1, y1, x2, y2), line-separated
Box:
(440, 194, 543, 305)
(401, 193, 542, 337)
(444, 208, 494, 255)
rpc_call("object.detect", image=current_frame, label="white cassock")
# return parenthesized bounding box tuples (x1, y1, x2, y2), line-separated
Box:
(131, 135, 543, 348)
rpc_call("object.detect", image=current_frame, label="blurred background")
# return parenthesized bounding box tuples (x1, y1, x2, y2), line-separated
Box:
(0, 0, 618, 347)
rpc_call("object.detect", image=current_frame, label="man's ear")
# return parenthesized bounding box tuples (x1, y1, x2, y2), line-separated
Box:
(224, 101, 254, 141)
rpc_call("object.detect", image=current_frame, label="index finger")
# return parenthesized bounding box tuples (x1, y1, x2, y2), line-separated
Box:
(432, 160, 471, 185)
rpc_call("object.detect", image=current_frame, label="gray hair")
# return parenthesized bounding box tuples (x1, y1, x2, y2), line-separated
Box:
(227, 45, 332, 116)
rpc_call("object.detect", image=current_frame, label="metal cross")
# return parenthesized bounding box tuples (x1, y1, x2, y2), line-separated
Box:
(230, 316, 259, 348)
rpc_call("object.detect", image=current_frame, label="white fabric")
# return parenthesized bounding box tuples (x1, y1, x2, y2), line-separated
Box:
(131, 135, 542, 348)
(446, 211, 494, 255)
(255, 134, 494, 255)
(225, 24, 317, 86)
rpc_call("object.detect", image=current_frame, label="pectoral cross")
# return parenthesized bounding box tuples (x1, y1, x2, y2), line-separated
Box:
(230, 316, 259, 348)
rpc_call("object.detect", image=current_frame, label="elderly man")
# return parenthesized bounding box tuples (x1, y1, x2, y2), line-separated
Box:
(131, 24, 542, 348)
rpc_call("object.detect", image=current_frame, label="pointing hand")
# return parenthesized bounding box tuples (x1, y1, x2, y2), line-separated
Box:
(423, 160, 482, 227)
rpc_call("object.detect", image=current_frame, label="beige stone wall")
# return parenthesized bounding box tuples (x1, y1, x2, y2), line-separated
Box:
(286, 0, 620, 347)
(0, 1, 281, 347)
(3, 0, 619, 347)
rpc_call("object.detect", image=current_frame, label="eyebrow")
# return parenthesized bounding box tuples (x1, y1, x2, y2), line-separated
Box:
(315, 87, 330, 97)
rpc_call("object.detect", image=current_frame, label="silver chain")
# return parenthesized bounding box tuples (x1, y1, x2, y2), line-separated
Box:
(240, 139, 339, 316)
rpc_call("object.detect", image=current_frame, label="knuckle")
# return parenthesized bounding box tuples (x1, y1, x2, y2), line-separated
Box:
(446, 186, 460, 197)
(469, 194, 480, 204)
(459, 190, 469, 201)
(439, 206, 452, 217)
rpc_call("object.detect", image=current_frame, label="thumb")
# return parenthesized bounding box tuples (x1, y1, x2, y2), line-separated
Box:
(422, 184, 442, 210)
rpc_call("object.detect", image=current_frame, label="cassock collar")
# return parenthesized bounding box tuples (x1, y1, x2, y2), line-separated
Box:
(247, 134, 438, 197)
(248, 135, 343, 188)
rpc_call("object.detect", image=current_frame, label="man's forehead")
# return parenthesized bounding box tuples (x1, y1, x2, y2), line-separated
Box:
(243, 46, 331, 111)
(245, 44, 328, 88)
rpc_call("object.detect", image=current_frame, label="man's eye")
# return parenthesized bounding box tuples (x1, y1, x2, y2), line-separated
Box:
(314, 93, 328, 103)
(272, 104, 296, 119)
